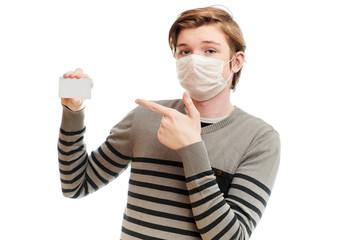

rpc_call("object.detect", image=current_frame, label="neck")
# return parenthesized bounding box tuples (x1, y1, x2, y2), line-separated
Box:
(192, 88, 234, 118)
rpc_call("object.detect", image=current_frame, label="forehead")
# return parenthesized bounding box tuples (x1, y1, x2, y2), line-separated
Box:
(177, 24, 228, 46)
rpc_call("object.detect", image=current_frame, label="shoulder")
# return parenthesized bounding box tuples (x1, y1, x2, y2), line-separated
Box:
(229, 107, 280, 159)
(235, 107, 280, 158)
(236, 107, 275, 132)
(230, 107, 278, 139)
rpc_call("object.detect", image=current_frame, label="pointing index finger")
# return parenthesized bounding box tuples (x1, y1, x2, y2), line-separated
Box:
(135, 99, 171, 117)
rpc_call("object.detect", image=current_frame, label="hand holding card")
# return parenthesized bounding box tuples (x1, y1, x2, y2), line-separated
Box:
(60, 68, 93, 111)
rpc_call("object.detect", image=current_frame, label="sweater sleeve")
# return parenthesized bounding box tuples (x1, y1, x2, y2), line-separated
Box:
(58, 106, 133, 198)
(177, 131, 280, 240)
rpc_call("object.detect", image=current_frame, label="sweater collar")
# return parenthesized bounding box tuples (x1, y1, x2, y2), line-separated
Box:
(200, 107, 242, 134)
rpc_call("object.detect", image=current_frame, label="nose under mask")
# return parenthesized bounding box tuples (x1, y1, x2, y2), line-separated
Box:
(176, 54, 234, 101)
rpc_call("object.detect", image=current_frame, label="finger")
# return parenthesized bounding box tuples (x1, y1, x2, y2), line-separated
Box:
(135, 99, 172, 117)
(63, 71, 73, 78)
(72, 72, 86, 79)
(70, 70, 88, 79)
(183, 92, 199, 119)
(74, 73, 89, 79)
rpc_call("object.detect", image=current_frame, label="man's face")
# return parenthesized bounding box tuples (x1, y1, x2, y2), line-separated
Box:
(175, 24, 234, 86)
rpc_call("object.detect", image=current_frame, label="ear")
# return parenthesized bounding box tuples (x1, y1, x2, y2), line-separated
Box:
(231, 51, 245, 73)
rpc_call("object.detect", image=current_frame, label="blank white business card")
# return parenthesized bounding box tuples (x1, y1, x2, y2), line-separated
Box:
(59, 77, 92, 99)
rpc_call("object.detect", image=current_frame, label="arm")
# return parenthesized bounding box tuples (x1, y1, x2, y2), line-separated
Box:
(58, 107, 132, 198)
(58, 69, 132, 198)
(178, 131, 280, 240)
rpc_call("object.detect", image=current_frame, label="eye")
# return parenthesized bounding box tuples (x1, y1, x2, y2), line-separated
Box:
(205, 49, 216, 55)
(180, 50, 191, 55)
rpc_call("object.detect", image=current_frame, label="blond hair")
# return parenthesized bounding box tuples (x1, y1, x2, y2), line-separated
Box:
(168, 6, 246, 89)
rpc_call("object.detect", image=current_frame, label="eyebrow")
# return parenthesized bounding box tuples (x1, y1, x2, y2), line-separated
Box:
(176, 40, 221, 48)
(201, 40, 221, 45)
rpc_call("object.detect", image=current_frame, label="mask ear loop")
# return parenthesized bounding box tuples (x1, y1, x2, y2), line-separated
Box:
(224, 55, 236, 65)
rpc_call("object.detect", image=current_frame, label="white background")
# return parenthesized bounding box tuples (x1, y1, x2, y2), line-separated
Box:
(1, 0, 360, 239)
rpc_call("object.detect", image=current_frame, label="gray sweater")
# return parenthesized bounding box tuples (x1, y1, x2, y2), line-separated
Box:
(58, 99, 280, 240)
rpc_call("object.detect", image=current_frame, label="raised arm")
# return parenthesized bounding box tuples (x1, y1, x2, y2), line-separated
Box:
(58, 68, 132, 198)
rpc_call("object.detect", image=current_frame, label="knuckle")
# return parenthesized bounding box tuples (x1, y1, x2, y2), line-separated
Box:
(157, 129, 163, 139)
(160, 119, 168, 128)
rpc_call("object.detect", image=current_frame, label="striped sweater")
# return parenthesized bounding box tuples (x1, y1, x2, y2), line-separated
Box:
(58, 99, 280, 240)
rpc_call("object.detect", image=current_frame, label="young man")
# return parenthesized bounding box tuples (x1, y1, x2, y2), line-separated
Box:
(59, 6, 280, 240)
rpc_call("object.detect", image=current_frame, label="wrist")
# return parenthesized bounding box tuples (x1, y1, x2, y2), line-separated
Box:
(61, 105, 85, 132)
(177, 141, 211, 177)
(61, 99, 86, 112)
(62, 104, 85, 112)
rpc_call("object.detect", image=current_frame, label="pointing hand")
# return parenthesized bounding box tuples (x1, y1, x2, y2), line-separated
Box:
(136, 92, 202, 150)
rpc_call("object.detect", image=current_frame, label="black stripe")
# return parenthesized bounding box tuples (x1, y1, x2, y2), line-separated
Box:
(212, 214, 238, 240)
(132, 157, 183, 168)
(84, 178, 89, 195)
(59, 155, 88, 175)
(104, 141, 132, 160)
(90, 152, 119, 177)
(128, 191, 191, 209)
(72, 183, 84, 199)
(58, 144, 84, 156)
(58, 136, 84, 146)
(192, 191, 222, 208)
(230, 204, 256, 230)
(185, 170, 214, 183)
(61, 170, 84, 184)
(228, 194, 263, 218)
(188, 179, 217, 195)
(60, 127, 86, 136)
(98, 146, 129, 169)
(122, 226, 165, 240)
(85, 172, 98, 191)
(230, 225, 242, 240)
(60, 165, 98, 197)
(88, 158, 109, 184)
(234, 173, 271, 196)
(236, 217, 252, 238)
(129, 179, 188, 195)
(127, 203, 195, 223)
(124, 214, 200, 237)
(194, 200, 225, 221)
(199, 208, 230, 234)
(61, 186, 78, 193)
(63, 180, 87, 198)
(131, 168, 185, 182)
(59, 151, 86, 166)
(230, 183, 267, 207)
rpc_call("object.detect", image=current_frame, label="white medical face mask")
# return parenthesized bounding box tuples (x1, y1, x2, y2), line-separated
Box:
(176, 54, 234, 101)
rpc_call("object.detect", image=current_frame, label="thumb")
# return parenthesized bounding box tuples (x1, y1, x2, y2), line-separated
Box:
(183, 92, 199, 119)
